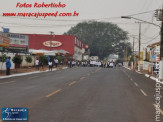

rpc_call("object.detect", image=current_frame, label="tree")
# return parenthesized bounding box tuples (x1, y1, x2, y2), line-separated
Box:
(25, 56, 32, 67)
(64, 21, 132, 59)
(39, 55, 48, 65)
(12, 55, 23, 68)
(0, 54, 7, 73)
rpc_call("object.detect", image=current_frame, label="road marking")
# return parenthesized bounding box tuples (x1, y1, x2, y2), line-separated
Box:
(153, 104, 163, 115)
(28, 76, 38, 79)
(140, 89, 147, 96)
(145, 74, 150, 78)
(87, 73, 90, 76)
(68, 81, 77, 86)
(0, 81, 16, 85)
(130, 78, 133, 81)
(134, 82, 138, 86)
(80, 77, 85, 80)
(46, 89, 62, 98)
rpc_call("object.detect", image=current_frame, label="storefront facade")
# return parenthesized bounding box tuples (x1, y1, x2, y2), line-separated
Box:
(27, 34, 87, 61)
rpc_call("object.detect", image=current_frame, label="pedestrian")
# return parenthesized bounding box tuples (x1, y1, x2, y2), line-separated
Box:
(54, 58, 59, 67)
(35, 58, 39, 70)
(48, 60, 53, 71)
(40, 61, 44, 70)
(68, 60, 70, 67)
(6, 56, 11, 75)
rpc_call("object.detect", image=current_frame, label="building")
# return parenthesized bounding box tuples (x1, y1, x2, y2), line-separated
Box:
(27, 34, 88, 61)
(147, 42, 160, 63)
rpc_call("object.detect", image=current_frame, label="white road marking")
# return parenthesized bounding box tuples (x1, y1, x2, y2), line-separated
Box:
(134, 82, 138, 86)
(145, 74, 150, 78)
(68, 81, 77, 86)
(0, 81, 16, 85)
(28, 76, 38, 79)
(130, 78, 133, 81)
(80, 77, 85, 80)
(140, 89, 147, 96)
(150, 76, 157, 81)
(153, 104, 163, 115)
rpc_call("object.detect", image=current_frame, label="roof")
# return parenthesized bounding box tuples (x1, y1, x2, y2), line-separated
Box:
(147, 41, 160, 48)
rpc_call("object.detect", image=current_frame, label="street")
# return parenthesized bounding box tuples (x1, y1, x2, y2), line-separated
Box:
(0, 67, 163, 122)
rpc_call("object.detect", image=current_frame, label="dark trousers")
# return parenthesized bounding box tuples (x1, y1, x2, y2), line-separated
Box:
(6, 68, 10, 75)
(49, 66, 52, 71)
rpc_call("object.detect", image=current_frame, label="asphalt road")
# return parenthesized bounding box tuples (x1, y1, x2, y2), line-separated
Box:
(0, 67, 163, 122)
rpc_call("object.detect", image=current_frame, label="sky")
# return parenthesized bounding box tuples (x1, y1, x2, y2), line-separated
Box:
(0, 0, 162, 51)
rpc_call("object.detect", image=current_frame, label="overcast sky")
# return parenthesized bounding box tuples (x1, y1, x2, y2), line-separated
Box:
(0, 0, 162, 50)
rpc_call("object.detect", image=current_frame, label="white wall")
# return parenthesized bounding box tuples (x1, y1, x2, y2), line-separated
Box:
(0, 53, 15, 70)
(21, 55, 35, 67)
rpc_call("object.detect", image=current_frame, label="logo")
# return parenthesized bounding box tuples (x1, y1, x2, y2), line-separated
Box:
(43, 41, 62, 47)
(1, 108, 28, 121)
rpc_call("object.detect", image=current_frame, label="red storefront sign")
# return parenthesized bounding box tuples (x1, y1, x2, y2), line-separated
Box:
(43, 41, 62, 47)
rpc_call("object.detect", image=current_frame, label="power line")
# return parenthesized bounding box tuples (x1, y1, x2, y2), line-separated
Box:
(141, 34, 160, 44)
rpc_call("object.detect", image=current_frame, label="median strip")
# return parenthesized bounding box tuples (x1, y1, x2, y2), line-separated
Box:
(140, 89, 147, 96)
(46, 89, 62, 98)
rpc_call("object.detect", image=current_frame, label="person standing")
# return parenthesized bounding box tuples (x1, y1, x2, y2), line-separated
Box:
(54, 59, 59, 67)
(35, 58, 39, 70)
(6, 57, 11, 75)
(48, 60, 53, 71)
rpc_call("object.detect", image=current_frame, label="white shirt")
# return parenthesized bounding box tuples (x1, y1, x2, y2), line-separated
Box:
(55, 59, 58, 63)
(35, 60, 39, 65)
(48, 62, 53, 66)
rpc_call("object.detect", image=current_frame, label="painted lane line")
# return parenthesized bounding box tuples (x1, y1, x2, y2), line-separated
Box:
(80, 77, 85, 80)
(68, 81, 77, 86)
(28, 76, 38, 79)
(145, 74, 150, 78)
(0, 81, 16, 85)
(150, 76, 156, 81)
(153, 104, 163, 115)
(134, 82, 138, 86)
(136, 71, 142, 74)
(140, 89, 147, 96)
(130, 78, 133, 81)
(87, 73, 91, 76)
(46, 89, 62, 98)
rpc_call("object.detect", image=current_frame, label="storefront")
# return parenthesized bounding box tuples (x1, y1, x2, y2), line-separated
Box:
(27, 34, 87, 61)
(0, 32, 29, 53)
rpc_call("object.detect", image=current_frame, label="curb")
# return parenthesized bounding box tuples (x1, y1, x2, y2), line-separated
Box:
(0, 67, 68, 80)
(123, 66, 163, 85)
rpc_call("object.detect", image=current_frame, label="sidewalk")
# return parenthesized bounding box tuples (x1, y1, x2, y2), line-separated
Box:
(0, 66, 68, 79)
(123, 66, 163, 84)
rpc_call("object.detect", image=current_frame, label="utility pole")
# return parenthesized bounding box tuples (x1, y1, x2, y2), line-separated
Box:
(136, 22, 141, 71)
(133, 37, 135, 70)
(161, 9, 163, 60)
(159, 9, 163, 80)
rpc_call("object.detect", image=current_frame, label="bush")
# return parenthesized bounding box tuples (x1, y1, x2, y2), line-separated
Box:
(12, 55, 22, 65)
(25, 56, 32, 64)
(39, 55, 48, 65)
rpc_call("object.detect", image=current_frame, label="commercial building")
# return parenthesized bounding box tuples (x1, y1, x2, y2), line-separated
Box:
(27, 34, 88, 61)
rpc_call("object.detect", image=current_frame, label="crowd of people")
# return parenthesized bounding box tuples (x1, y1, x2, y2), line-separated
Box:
(67, 60, 123, 68)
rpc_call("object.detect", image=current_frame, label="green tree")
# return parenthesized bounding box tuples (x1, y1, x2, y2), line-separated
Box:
(39, 55, 48, 65)
(0, 54, 7, 73)
(12, 55, 23, 66)
(64, 21, 132, 59)
(25, 56, 32, 67)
